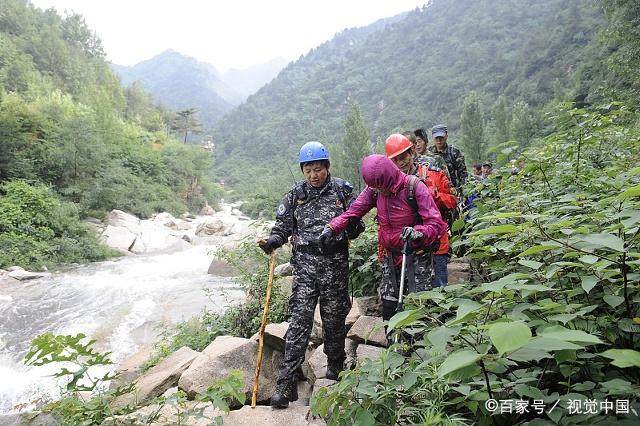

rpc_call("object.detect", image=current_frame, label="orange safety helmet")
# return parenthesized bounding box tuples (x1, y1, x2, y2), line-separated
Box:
(385, 133, 413, 159)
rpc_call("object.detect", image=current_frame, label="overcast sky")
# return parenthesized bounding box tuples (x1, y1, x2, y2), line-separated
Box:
(30, 0, 426, 71)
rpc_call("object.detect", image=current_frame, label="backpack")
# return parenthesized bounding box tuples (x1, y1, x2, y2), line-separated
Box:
(372, 175, 421, 224)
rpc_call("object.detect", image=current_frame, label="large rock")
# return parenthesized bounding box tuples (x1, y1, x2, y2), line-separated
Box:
(222, 404, 325, 426)
(112, 346, 199, 409)
(347, 316, 387, 347)
(356, 296, 381, 316)
(115, 346, 154, 386)
(251, 322, 289, 352)
(107, 209, 141, 231)
(274, 262, 294, 277)
(0, 413, 58, 426)
(199, 204, 215, 215)
(278, 276, 294, 299)
(138, 222, 191, 252)
(207, 259, 238, 276)
(105, 401, 222, 425)
(356, 344, 384, 363)
(345, 338, 358, 369)
(7, 269, 49, 281)
(102, 225, 137, 251)
(449, 260, 471, 284)
(307, 344, 328, 383)
(195, 219, 229, 236)
(178, 335, 282, 402)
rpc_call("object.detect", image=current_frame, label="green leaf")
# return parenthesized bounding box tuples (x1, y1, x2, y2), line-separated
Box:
(539, 325, 603, 344)
(354, 408, 376, 426)
(578, 254, 599, 264)
(620, 184, 640, 199)
(508, 348, 552, 362)
(517, 244, 561, 257)
(580, 276, 598, 294)
(471, 224, 519, 236)
(600, 378, 636, 396)
(600, 349, 640, 368)
(487, 321, 531, 355)
(427, 326, 459, 352)
(578, 233, 625, 252)
(603, 294, 624, 308)
(447, 299, 482, 325)
(518, 259, 543, 270)
(387, 309, 422, 331)
(437, 349, 482, 378)
(524, 337, 583, 351)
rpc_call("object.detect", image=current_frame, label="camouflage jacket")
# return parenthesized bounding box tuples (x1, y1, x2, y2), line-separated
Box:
(271, 177, 358, 247)
(428, 144, 468, 189)
(415, 154, 450, 181)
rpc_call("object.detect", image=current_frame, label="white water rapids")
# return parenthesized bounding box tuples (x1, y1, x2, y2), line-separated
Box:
(0, 237, 246, 414)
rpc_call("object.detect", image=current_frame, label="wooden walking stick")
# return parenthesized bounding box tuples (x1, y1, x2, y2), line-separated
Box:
(251, 250, 277, 407)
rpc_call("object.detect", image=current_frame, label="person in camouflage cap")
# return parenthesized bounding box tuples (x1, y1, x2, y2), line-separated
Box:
(404, 130, 450, 180)
(428, 124, 468, 191)
(258, 141, 364, 409)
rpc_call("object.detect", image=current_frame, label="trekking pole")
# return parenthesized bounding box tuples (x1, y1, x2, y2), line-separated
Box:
(393, 239, 411, 344)
(251, 250, 277, 408)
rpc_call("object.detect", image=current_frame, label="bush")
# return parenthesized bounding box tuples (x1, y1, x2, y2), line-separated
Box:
(0, 180, 117, 269)
(313, 104, 640, 425)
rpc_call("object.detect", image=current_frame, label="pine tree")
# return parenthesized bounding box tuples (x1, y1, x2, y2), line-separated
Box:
(172, 108, 203, 144)
(460, 91, 485, 164)
(511, 101, 536, 148)
(334, 101, 371, 191)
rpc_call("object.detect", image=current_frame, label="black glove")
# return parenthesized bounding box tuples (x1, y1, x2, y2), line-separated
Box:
(401, 226, 424, 241)
(318, 225, 334, 250)
(258, 235, 282, 254)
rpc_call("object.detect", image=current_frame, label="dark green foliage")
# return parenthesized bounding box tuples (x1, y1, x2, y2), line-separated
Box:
(0, 1, 222, 267)
(460, 91, 486, 164)
(216, 0, 603, 184)
(0, 180, 117, 269)
(313, 104, 640, 425)
(331, 100, 371, 192)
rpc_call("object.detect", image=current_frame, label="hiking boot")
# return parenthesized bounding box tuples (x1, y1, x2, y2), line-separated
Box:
(270, 377, 298, 409)
(325, 361, 344, 381)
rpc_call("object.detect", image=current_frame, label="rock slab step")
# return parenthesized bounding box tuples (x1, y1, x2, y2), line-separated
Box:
(347, 316, 387, 347)
(222, 404, 325, 426)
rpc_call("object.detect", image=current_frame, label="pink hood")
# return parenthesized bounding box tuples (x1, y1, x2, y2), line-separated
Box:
(330, 155, 446, 256)
(362, 155, 405, 194)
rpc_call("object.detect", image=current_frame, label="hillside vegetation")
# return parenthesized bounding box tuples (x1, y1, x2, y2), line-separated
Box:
(0, 0, 221, 269)
(214, 0, 609, 209)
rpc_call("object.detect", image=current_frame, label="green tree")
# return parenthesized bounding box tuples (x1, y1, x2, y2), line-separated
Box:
(334, 100, 371, 191)
(511, 101, 536, 147)
(172, 107, 203, 144)
(491, 95, 511, 146)
(602, 0, 640, 92)
(460, 91, 485, 164)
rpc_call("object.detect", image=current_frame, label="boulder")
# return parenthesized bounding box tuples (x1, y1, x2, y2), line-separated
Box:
(7, 269, 49, 281)
(296, 379, 314, 406)
(129, 236, 146, 254)
(310, 305, 323, 346)
(107, 209, 141, 232)
(162, 386, 179, 399)
(356, 344, 384, 363)
(195, 219, 228, 236)
(0, 269, 7, 275)
(448, 260, 471, 283)
(356, 296, 381, 316)
(153, 212, 177, 227)
(178, 335, 282, 402)
(345, 300, 363, 329)
(274, 262, 294, 277)
(251, 322, 289, 352)
(307, 344, 328, 383)
(222, 404, 325, 426)
(112, 346, 199, 410)
(347, 316, 387, 347)
(199, 204, 215, 216)
(115, 346, 154, 386)
(102, 225, 137, 251)
(207, 259, 238, 276)
(105, 401, 222, 425)
(0, 413, 58, 426)
(138, 223, 191, 253)
(345, 338, 358, 369)
(7, 266, 24, 272)
(277, 276, 294, 298)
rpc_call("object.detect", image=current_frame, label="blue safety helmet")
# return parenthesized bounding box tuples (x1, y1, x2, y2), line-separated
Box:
(298, 141, 329, 164)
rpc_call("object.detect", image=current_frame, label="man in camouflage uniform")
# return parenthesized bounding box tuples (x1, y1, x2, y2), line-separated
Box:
(428, 124, 468, 192)
(259, 141, 363, 409)
(405, 130, 451, 180)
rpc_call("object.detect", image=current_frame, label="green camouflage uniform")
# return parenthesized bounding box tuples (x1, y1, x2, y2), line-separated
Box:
(428, 144, 468, 190)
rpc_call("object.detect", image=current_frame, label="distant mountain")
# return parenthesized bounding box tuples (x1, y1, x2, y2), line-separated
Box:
(214, 0, 604, 173)
(111, 51, 288, 129)
(223, 57, 289, 100)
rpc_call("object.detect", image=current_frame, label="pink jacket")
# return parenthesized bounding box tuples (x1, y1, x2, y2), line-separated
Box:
(329, 155, 446, 253)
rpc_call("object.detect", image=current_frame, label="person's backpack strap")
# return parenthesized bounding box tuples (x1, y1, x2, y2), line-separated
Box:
(406, 175, 421, 224)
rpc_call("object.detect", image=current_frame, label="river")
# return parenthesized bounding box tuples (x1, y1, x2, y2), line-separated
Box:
(0, 235, 246, 414)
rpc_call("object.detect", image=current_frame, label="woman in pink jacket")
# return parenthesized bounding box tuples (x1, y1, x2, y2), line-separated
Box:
(319, 154, 446, 321)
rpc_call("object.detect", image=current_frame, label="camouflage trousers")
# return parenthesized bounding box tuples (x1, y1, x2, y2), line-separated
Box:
(277, 249, 351, 383)
(379, 250, 434, 302)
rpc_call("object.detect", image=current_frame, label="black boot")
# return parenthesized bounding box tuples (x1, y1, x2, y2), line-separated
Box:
(270, 376, 298, 409)
(326, 360, 344, 381)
